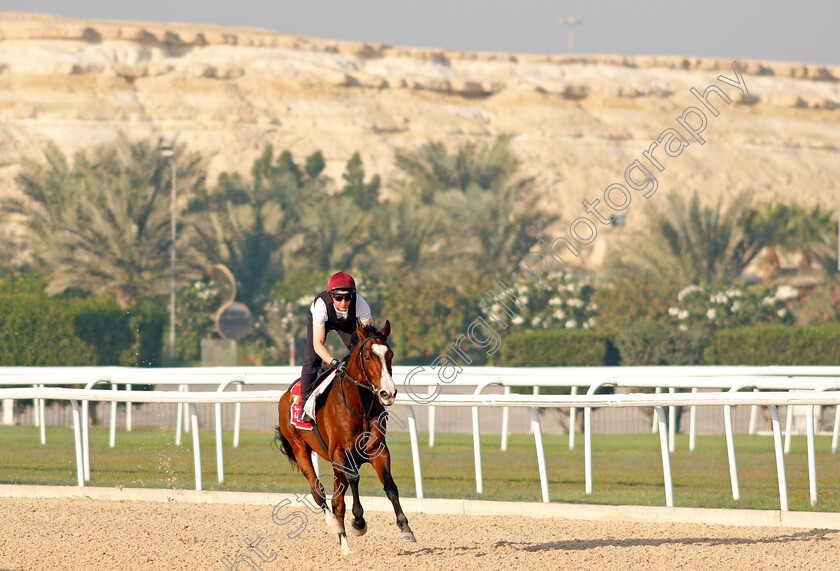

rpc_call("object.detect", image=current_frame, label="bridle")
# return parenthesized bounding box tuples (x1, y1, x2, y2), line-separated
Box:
(338, 334, 390, 421)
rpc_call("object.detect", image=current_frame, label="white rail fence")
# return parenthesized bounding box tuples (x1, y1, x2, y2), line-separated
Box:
(2, 384, 840, 512)
(4, 365, 840, 447)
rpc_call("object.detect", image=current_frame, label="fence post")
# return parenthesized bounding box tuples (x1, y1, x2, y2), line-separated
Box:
(428, 385, 436, 449)
(1, 398, 13, 426)
(501, 385, 511, 451)
(38, 384, 46, 445)
(109, 383, 117, 448)
(668, 387, 676, 452)
(689, 387, 698, 452)
(126, 385, 132, 432)
(406, 406, 424, 499)
(472, 403, 483, 494)
(655, 406, 674, 507)
(807, 403, 817, 505)
(569, 386, 577, 451)
(71, 400, 84, 487)
(769, 405, 788, 511)
(530, 407, 549, 503)
(584, 381, 610, 495)
(190, 403, 202, 491)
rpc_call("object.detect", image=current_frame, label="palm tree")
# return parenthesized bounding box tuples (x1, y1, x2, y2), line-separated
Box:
(791, 205, 836, 272)
(617, 191, 763, 284)
(393, 136, 520, 203)
(5, 137, 205, 307)
(367, 196, 444, 274)
(750, 202, 799, 284)
(298, 194, 373, 271)
(750, 202, 837, 283)
(340, 152, 381, 209)
(187, 145, 325, 308)
(437, 176, 553, 275)
(390, 135, 554, 275)
(5, 143, 76, 269)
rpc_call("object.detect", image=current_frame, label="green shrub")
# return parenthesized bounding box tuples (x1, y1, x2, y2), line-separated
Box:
(124, 304, 166, 367)
(704, 324, 840, 365)
(0, 294, 164, 367)
(592, 277, 681, 331)
(0, 272, 47, 296)
(496, 329, 619, 367)
(0, 294, 96, 366)
(614, 322, 709, 366)
(379, 273, 493, 365)
(72, 302, 134, 366)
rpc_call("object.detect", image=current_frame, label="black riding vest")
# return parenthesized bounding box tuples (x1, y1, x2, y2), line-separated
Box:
(315, 290, 357, 337)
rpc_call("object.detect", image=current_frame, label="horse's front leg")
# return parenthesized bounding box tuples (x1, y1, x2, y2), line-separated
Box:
(328, 448, 355, 555)
(346, 468, 367, 537)
(369, 446, 415, 542)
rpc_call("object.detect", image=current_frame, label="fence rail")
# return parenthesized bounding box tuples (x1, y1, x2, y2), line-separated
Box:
(2, 383, 839, 512)
(5, 365, 840, 449)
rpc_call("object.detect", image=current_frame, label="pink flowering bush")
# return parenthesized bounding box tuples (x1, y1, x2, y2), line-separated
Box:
(790, 277, 840, 326)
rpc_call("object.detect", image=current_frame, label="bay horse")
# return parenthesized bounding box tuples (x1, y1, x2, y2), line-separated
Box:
(274, 321, 415, 554)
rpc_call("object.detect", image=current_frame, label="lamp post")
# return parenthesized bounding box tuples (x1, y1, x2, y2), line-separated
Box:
(161, 143, 177, 365)
(558, 18, 582, 55)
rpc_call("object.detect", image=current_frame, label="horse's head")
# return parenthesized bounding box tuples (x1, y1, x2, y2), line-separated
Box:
(352, 320, 396, 406)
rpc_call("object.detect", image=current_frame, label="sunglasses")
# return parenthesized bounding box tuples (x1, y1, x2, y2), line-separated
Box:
(331, 293, 353, 302)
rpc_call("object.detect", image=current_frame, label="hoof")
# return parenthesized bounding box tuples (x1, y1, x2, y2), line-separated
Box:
(399, 530, 417, 542)
(341, 546, 354, 556)
(348, 522, 367, 537)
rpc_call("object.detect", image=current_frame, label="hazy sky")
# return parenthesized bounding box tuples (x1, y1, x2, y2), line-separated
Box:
(9, 1, 840, 65)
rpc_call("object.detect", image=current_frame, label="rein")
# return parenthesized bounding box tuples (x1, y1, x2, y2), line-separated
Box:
(338, 335, 387, 421)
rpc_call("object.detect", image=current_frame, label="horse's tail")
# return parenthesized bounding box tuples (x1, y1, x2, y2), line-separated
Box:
(273, 425, 300, 471)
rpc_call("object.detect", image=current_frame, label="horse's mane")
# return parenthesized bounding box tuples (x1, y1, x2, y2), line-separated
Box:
(360, 324, 380, 337)
(354, 323, 388, 347)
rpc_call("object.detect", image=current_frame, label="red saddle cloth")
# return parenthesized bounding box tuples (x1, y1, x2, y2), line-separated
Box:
(289, 381, 313, 431)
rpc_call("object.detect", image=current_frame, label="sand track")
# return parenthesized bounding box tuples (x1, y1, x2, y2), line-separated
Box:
(1, 497, 839, 570)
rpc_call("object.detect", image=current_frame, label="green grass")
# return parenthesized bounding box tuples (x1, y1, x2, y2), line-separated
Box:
(1, 425, 838, 512)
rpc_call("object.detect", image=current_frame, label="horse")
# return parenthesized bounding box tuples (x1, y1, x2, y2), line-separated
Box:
(274, 320, 415, 554)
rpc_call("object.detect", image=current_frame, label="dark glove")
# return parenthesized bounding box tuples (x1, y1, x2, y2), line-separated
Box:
(331, 359, 347, 374)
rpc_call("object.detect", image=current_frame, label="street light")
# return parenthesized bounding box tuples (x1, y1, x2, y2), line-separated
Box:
(160, 143, 177, 365)
(558, 17, 582, 55)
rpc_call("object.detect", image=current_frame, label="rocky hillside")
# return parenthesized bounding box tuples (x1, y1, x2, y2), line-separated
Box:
(0, 13, 838, 266)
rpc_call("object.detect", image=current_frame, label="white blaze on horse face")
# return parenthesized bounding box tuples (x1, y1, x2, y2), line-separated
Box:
(371, 343, 396, 405)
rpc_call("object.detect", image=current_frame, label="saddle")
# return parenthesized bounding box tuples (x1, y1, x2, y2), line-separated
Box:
(290, 367, 338, 430)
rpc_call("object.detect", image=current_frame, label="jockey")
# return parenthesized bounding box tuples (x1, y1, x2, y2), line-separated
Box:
(297, 271, 374, 422)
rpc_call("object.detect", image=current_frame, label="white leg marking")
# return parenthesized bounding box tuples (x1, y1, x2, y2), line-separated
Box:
(324, 507, 343, 534)
(340, 533, 353, 555)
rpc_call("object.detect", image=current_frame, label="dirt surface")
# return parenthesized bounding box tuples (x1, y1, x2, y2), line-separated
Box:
(1, 498, 839, 570)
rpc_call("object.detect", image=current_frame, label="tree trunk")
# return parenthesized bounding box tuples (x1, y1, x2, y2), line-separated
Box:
(763, 246, 780, 284)
(116, 285, 137, 309)
(799, 252, 813, 271)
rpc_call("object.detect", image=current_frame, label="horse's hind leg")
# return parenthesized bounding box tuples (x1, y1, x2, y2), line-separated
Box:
(289, 440, 335, 532)
(369, 447, 415, 542)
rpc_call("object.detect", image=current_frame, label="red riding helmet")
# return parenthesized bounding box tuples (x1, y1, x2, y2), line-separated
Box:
(326, 271, 356, 293)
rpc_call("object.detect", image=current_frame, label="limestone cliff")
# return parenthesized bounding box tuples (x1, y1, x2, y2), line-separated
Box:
(0, 12, 838, 264)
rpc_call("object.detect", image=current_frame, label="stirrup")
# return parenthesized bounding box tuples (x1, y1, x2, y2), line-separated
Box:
(297, 406, 310, 423)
